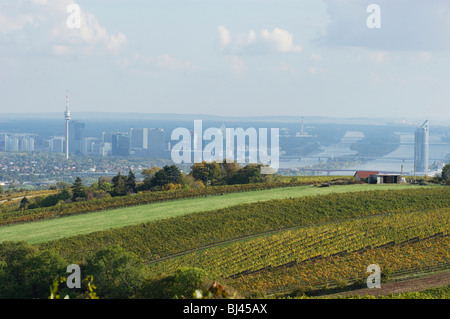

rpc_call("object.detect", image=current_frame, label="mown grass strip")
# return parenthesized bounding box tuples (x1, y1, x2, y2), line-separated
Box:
(0, 184, 423, 245)
(33, 186, 449, 264)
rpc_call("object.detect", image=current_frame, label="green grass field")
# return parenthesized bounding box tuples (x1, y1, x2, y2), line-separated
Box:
(0, 184, 431, 244)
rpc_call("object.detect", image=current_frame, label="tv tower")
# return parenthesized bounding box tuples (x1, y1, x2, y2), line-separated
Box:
(64, 90, 71, 160)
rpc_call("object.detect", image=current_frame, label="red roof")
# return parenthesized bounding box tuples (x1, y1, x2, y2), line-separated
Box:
(354, 171, 379, 179)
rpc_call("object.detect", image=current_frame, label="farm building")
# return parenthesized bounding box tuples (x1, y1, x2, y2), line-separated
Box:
(354, 171, 379, 182)
(368, 174, 405, 184)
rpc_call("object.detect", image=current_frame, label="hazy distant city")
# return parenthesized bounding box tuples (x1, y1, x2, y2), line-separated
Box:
(1, 110, 449, 189)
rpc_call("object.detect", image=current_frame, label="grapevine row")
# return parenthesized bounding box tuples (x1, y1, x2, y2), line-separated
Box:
(38, 187, 450, 266)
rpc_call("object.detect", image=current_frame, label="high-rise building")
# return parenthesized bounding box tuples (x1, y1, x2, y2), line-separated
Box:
(102, 132, 113, 143)
(130, 128, 148, 149)
(112, 133, 130, 156)
(148, 128, 166, 158)
(69, 120, 85, 155)
(92, 142, 112, 156)
(414, 120, 429, 173)
(50, 137, 65, 153)
(82, 137, 99, 155)
(5, 135, 19, 152)
(5, 134, 34, 152)
(19, 136, 34, 152)
(65, 91, 71, 159)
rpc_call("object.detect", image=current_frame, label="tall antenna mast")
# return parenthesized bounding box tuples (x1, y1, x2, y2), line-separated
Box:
(65, 90, 71, 160)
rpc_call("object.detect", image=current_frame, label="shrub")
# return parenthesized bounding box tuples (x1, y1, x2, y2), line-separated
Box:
(84, 245, 147, 299)
(135, 267, 209, 299)
(0, 241, 67, 299)
(172, 267, 209, 299)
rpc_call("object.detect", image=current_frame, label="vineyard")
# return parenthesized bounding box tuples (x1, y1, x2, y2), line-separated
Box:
(147, 208, 450, 280)
(228, 236, 450, 296)
(0, 184, 439, 298)
(33, 187, 450, 295)
(330, 282, 450, 299)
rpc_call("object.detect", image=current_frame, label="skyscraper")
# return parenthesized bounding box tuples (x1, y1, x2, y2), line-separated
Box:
(5, 135, 19, 152)
(64, 91, 71, 159)
(50, 137, 65, 153)
(414, 120, 429, 173)
(148, 128, 166, 158)
(69, 120, 85, 155)
(112, 133, 130, 156)
(130, 128, 148, 149)
(4, 134, 35, 152)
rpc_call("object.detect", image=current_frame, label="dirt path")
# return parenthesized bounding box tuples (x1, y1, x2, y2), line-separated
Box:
(333, 271, 450, 297)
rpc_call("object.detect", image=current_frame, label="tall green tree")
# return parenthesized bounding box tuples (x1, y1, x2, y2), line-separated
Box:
(150, 165, 182, 188)
(85, 245, 146, 299)
(219, 161, 241, 184)
(126, 170, 136, 193)
(19, 197, 29, 210)
(230, 164, 263, 184)
(191, 162, 208, 184)
(71, 177, 86, 201)
(0, 241, 67, 299)
(111, 172, 128, 196)
(191, 162, 223, 186)
(97, 176, 113, 192)
(141, 167, 161, 180)
(442, 164, 450, 184)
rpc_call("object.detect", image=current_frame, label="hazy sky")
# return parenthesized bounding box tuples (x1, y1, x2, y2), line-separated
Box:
(1, 0, 450, 120)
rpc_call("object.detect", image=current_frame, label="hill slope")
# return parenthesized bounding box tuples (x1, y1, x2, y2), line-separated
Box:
(0, 184, 420, 244)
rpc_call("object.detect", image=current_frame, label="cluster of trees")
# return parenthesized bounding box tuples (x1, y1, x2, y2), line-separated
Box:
(190, 162, 270, 186)
(18, 162, 273, 211)
(0, 241, 147, 299)
(0, 241, 228, 299)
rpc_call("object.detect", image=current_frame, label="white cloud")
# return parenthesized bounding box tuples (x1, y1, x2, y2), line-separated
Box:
(52, 44, 73, 55)
(273, 62, 296, 74)
(155, 54, 198, 70)
(217, 25, 231, 48)
(260, 28, 302, 53)
(31, 0, 49, 5)
(118, 53, 198, 72)
(225, 55, 247, 74)
(310, 54, 322, 61)
(217, 26, 302, 55)
(368, 51, 391, 65)
(319, 0, 450, 51)
(236, 30, 256, 46)
(0, 0, 127, 56)
(415, 52, 432, 64)
(0, 8, 35, 34)
(308, 67, 325, 75)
